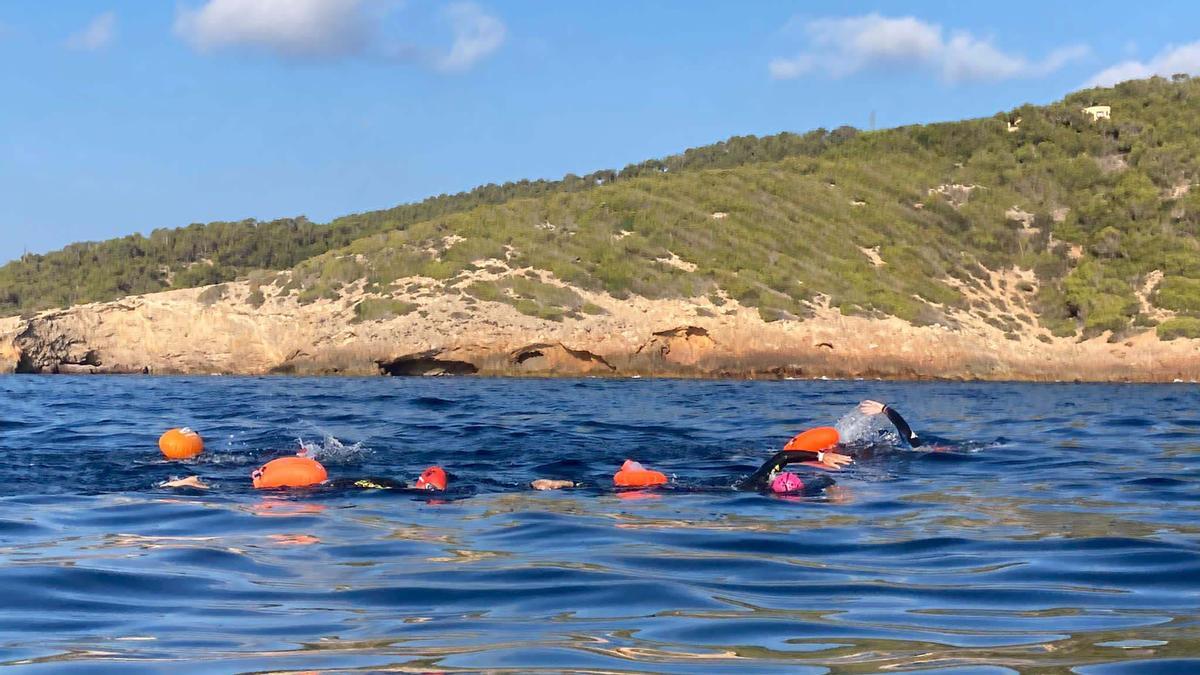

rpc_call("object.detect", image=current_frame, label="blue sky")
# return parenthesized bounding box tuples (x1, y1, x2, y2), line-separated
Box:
(2, 1, 1199, 264)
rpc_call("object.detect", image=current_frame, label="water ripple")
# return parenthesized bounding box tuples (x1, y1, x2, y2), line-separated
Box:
(0, 378, 1197, 671)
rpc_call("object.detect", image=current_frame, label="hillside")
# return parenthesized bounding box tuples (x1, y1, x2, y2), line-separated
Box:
(5, 76, 1200, 379)
(0, 128, 856, 316)
(257, 76, 1200, 342)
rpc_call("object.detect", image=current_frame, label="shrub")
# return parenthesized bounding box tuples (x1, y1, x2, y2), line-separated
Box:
(198, 284, 226, 306)
(465, 281, 502, 302)
(758, 306, 792, 322)
(246, 289, 266, 308)
(297, 284, 339, 305)
(280, 276, 303, 295)
(1154, 276, 1200, 312)
(1157, 316, 1200, 340)
(352, 298, 418, 323)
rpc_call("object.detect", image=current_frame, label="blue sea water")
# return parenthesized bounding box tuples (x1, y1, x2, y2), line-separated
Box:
(0, 377, 1198, 673)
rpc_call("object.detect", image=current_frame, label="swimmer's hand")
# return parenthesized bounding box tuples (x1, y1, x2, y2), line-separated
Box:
(531, 479, 576, 491)
(159, 475, 209, 489)
(820, 451, 853, 469)
(858, 400, 886, 416)
(800, 451, 853, 471)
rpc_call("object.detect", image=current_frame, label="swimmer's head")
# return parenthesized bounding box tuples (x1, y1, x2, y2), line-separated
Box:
(769, 472, 804, 494)
(415, 466, 447, 491)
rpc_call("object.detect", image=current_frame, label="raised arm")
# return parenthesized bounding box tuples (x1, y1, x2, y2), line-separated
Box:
(739, 448, 851, 491)
(859, 400, 923, 447)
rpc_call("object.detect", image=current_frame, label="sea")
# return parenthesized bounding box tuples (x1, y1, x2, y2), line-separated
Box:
(0, 377, 1198, 673)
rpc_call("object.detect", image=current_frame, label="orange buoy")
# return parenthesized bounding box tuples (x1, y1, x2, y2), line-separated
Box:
(783, 426, 840, 452)
(159, 427, 204, 460)
(613, 459, 667, 487)
(251, 456, 328, 489)
(415, 466, 447, 491)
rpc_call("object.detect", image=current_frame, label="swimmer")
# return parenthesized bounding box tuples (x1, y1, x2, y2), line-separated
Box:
(737, 442, 850, 493)
(159, 475, 210, 489)
(335, 466, 448, 492)
(735, 401, 922, 495)
(526, 441, 848, 495)
(527, 426, 857, 495)
(740, 399, 932, 494)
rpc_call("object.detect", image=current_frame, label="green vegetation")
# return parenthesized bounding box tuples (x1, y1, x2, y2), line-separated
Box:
(8, 76, 1200, 340)
(465, 277, 588, 322)
(0, 128, 858, 316)
(351, 298, 418, 323)
(1157, 316, 1200, 340)
(1154, 276, 1200, 312)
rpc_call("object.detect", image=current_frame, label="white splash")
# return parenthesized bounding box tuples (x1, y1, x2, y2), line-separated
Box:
(296, 435, 370, 464)
(834, 407, 899, 447)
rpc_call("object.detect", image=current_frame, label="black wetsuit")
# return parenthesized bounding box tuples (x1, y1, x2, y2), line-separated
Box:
(883, 405, 922, 448)
(331, 477, 414, 490)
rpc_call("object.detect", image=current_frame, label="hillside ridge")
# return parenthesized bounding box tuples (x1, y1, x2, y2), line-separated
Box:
(6, 76, 1200, 378)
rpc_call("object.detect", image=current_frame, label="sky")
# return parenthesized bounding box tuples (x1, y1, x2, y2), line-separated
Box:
(2, 1, 1200, 264)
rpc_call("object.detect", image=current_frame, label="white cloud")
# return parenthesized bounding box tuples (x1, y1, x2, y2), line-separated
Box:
(1041, 45, 1093, 74)
(67, 11, 116, 51)
(768, 55, 814, 80)
(436, 2, 506, 72)
(770, 13, 1088, 84)
(1088, 42, 1200, 87)
(173, 0, 506, 70)
(174, 0, 369, 58)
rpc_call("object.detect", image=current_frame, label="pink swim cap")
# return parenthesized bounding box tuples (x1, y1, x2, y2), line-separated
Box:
(770, 472, 804, 494)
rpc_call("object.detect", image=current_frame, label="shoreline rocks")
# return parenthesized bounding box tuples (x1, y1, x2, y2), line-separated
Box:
(3, 277, 1200, 382)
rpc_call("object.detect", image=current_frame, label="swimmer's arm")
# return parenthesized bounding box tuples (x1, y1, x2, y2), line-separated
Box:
(332, 477, 408, 490)
(776, 447, 853, 470)
(740, 450, 850, 490)
(531, 479, 576, 490)
(159, 475, 209, 489)
(860, 400, 923, 448)
(883, 405, 923, 447)
(740, 451, 791, 490)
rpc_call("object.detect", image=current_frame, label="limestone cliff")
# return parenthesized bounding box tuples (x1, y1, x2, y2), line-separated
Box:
(3, 265, 1200, 381)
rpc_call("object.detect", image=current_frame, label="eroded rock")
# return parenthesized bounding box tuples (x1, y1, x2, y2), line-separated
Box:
(509, 343, 615, 374)
(11, 319, 106, 373)
(7, 266, 1200, 382)
(637, 326, 716, 367)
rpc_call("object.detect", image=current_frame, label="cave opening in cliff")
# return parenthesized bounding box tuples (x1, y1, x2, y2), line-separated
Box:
(377, 355, 479, 377)
(513, 349, 544, 364)
(14, 351, 39, 374)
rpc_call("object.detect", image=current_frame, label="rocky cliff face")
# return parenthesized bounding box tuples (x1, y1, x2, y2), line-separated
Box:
(3, 267, 1200, 381)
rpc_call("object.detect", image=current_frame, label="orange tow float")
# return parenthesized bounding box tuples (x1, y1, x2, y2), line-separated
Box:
(159, 427, 205, 459)
(252, 456, 328, 489)
(783, 426, 839, 452)
(613, 459, 667, 487)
